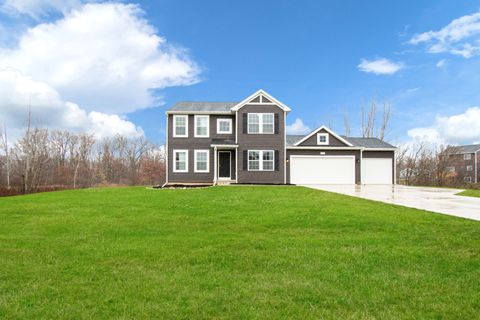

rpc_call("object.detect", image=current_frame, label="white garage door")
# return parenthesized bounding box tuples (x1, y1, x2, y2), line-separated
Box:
(362, 158, 392, 184)
(290, 156, 355, 184)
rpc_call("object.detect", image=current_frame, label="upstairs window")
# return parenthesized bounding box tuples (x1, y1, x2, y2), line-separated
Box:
(247, 113, 274, 134)
(173, 115, 188, 137)
(464, 154, 472, 160)
(317, 133, 329, 145)
(467, 165, 473, 171)
(194, 115, 209, 137)
(217, 118, 232, 134)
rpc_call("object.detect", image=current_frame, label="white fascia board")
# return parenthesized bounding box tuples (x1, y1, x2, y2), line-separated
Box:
(294, 125, 354, 147)
(230, 89, 291, 112)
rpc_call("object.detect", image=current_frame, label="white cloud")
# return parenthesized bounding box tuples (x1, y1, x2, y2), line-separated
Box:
(286, 118, 311, 135)
(1, 0, 81, 18)
(436, 59, 446, 68)
(0, 2, 201, 114)
(409, 11, 480, 58)
(408, 107, 480, 145)
(357, 58, 404, 75)
(0, 68, 142, 139)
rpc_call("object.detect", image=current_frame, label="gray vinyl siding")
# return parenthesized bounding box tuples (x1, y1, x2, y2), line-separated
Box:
(236, 105, 285, 184)
(362, 150, 395, 183)
(298, 128, 349, 146)
(286, 149, 361, 184)
(167, 114, 236, 183)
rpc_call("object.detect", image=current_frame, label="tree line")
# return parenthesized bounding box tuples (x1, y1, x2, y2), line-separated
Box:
(0, 123, 165, 196)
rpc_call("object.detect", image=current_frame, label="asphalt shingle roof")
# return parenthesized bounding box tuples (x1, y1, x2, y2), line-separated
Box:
(285, 135, 395, 149)
(453, 144, 480, 154)
(168, 101, 237, 113)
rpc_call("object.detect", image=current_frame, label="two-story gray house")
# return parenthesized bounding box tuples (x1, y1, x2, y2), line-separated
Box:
(164, 89, 396, 186)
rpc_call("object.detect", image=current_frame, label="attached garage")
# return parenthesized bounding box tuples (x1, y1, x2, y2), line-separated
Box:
(361, 158, 393, 184)
(290, 155, 355, 185)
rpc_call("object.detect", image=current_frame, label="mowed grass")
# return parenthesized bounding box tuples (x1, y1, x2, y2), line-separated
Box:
(457, 189, 480, 198)
(0, 186, 479, 319)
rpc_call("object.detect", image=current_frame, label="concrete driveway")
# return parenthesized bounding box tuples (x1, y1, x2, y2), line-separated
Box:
(304, 184, 480, 221)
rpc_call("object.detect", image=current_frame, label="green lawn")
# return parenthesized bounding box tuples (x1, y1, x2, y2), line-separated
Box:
(457, 189, 480, 198)
(0, 186, 479, 319)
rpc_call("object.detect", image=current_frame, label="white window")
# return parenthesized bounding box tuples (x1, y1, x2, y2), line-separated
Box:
(248, 150, 274, 171)
(446, 166, 455, 173)
(464, 154, 472, 160)
(173, 115, 188, 137)
(467, 165, 473, 171)
(317, 133, 329, 145)
(194, 115, 209, 138)
(173, 150, 188, 172)
(247, 113, 274, 134)
(194, 150, 209, 173)
(464, 176, 472, 183)
(217, 118, 232, 134)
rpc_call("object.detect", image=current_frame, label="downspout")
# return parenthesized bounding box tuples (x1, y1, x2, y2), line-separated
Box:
(161, 113, 169, 188)
(475, 150, 478, 184)
(393, 149, 397, 185)
(359, 148, 364, 185)
(284, 110, 287, 184)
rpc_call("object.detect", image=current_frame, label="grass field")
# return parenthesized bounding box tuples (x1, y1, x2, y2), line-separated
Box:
(0, 186, 479, 319)
(457, 189, 480, 198)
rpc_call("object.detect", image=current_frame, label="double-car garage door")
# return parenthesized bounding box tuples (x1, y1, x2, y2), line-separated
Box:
(290, 155, 392, 185)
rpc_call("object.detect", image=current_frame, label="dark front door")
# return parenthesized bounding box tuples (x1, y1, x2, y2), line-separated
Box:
(218, 151, 231, 179)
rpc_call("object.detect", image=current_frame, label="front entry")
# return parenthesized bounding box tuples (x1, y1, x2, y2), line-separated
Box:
(218, 151, 231, 179)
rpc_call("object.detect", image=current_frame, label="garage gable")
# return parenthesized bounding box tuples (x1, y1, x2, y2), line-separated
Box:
(294, 126, 353, 147)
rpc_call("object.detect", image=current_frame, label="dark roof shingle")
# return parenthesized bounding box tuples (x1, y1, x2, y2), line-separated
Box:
(168, 101, 237, 113)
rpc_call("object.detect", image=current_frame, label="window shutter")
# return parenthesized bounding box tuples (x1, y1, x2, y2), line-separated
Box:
(243, 150, 248, 170)
(274, 114, 279, 134)
(275, 150, 279, 171)
(243, 113, 248, 134)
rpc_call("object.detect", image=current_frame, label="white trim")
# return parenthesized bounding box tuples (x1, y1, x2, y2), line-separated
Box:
(218, 151, 232, 179)
(194, 149, 209, 173)
(173, 115, 188, 138)
(194, 115, 209, 138)
(361, 148, 397, 151)
(167, 111, 233, 115)
(294, 125, 353, 147)
(231, 89, 291, 112)
(217, 118, 232, 134)
(247, 150, 274, 171)
(247, 113, 274, 134)
(464, 153, 472, 160)
(316, 133, 329, 145)
(164, 114, 169, 187)
(287, 146, 361, 150)
(173, 149, 188, 173)
(283, 110, 286, 184)
(210, 144, 238, 148)
(213, 146, 218, 184)
(475, 150, 478, 183)
(466, 165, 474, 172)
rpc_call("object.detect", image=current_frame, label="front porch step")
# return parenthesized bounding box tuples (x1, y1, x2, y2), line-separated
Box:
(216, 180, 234, 186)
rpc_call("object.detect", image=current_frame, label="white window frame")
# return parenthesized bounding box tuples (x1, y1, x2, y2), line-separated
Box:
(464, 176, 472, 183)
(317, 133, 329, 145)
(247, 150, 274, 171)
(464, 154, 472, 160)
(194, 115, 209, 138)
(247, 113, 274, 134)
(217, 118, 232, 134)
(173, 115, 188, 138)
(173, 149, 188, 173)
(194, 150, 209, 173)
(466, 165, 473, 171)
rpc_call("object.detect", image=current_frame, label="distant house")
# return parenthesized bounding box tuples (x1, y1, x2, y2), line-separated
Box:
(164, 89, 396, 186)
(444, 144, 480, 183)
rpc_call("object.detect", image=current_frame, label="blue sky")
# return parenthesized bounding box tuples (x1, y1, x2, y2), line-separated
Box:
(1, 0, 480, 145)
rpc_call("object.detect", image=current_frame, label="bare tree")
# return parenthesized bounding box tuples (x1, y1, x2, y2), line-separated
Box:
(378, 102, 391, 140)
(1, 122, 10, 189)
(343, 113, 351, 136)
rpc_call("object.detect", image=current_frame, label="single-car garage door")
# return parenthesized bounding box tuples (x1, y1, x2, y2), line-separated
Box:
(290, 156, 355, 184)
(362, 158, 393, 184)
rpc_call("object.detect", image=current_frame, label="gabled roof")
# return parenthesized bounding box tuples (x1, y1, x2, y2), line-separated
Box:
(231, 89, 291, 112)
(167, 101, 237, 114)
(342, 137, 396, 149)
(456, 144, 480, 154)
(293, 125, 354, 147)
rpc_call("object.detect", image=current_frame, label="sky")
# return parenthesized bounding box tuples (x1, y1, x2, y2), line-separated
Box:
(1, 0, 480, 147)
